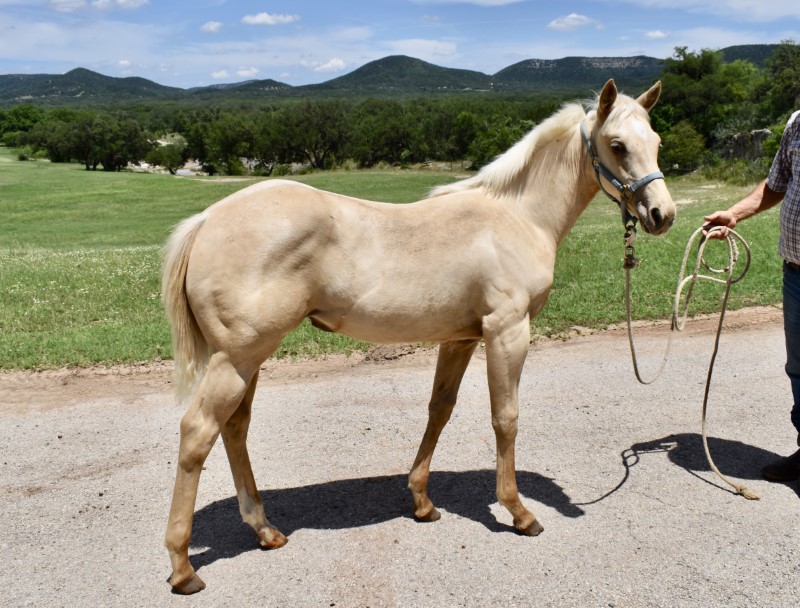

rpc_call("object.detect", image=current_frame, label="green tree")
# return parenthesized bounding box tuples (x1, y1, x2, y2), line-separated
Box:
(206, 113, 255, 175)
(146, 141, 186, 174)
(251, 109, 290, 175)
(654, 46, 768, 166)
(287, 100, 350, 169)
(660, 120, 707, 173)
(26, 118, 74, 162)
(98, 115, 151, 171)
(0, 103, 43, 136)
(347, 99, 420, 167)
(468, 116, 532, 169)
(763, 39, 800, 117)
(654, 47, 726, 142)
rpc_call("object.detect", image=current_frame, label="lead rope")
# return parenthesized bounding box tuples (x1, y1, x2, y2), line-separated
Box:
(625, 225, 760, 500)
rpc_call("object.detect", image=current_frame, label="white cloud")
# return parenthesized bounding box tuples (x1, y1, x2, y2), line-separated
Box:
(313, 58, 346, 73)
(48, 0, 86, 11)
(201, 21, 223, 33)
(118, 58, 130, 68)
(241, 12, 300, 26)
(237, 67, 259, 78)
(0, 15, 167, 63)
(548, 13, 605, 32)
(49, 0, 149, 10)
(211, 69, 229, 79)
(114, 0, 148, 7)
(645, 30, 668, 39)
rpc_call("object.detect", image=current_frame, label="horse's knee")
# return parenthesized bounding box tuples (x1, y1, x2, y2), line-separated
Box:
(491, 413, 519, 439)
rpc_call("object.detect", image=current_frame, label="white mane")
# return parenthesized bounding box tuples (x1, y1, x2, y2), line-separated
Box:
(429, 102, 589, 198)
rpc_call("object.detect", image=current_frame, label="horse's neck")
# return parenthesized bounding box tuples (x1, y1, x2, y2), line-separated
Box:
(513, 127, 599, 245)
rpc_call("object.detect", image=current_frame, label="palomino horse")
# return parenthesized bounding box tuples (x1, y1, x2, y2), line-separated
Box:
(162, 79, 675, 593)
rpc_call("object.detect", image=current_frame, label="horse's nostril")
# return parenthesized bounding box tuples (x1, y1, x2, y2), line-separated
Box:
(651, 206, 662, 227)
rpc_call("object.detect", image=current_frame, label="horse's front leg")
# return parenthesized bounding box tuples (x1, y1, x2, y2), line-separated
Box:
(484, 311, 543, 536)
(408, 339, 478, 521)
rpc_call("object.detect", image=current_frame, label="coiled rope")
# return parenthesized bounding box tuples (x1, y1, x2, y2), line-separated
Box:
(625, 225, 760, 500)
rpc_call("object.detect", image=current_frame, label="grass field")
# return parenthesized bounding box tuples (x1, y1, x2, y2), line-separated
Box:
(0, 147, 782, 370)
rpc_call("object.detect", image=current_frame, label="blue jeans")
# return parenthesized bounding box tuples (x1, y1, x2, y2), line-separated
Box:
(782, 262, 800, 434)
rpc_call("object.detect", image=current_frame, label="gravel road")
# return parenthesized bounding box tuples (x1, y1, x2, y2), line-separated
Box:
(1, 307, 797, 608)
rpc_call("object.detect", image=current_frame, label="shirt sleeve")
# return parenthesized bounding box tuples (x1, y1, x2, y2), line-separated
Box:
(768, 111, 800, 193)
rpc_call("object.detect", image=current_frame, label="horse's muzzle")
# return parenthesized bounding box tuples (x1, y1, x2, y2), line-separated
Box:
(637, 201, 675, 235)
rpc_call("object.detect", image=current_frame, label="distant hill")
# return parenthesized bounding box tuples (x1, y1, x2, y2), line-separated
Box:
(492, 56, 664, 93)
(301, 55, 492, 94)
(187, 78, 293, 100)
(0, 67, 183, 105)
(720, 44, 779, 67)
(0, 44, 782, 106)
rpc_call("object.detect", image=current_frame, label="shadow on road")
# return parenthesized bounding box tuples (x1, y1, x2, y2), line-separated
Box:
(633, 432, 779, 479)
(576, 433, 783, 505)
(188, 435, 793, 573)
(189, 469, 583, 571)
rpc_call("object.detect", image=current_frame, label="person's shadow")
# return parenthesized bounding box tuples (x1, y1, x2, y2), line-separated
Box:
(576, 433, 794, 505)
(189, 469, 584, 571)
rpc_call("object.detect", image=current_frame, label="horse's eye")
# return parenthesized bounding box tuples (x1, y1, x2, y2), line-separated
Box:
(610, 141, 626, 154)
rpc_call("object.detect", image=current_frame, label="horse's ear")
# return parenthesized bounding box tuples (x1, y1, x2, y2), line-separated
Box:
(637, 81, 662, 112)
(597, 79, 618, 120)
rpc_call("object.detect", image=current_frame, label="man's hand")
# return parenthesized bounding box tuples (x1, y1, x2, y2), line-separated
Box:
(702, 211, 737, 240)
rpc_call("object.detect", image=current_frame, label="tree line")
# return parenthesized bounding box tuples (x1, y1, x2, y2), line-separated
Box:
(0, 95, 559, 174)
(1, 41, 798, 178)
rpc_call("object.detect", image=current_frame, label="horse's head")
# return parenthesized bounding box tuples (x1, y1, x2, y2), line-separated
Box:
(584, 79, 676, 236)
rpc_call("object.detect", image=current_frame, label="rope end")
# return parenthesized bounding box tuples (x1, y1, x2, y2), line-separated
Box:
(736, 485, 761, 501)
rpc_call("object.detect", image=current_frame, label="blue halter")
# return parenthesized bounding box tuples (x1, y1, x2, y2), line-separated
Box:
(579, 118, 665, 229)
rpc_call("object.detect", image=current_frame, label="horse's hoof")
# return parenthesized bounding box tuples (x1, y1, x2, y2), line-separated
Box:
(518, 519, 544, 537)
(259, 528, 288, 550)
(170, 572, 206, 595)
(415, 506, 441, 523)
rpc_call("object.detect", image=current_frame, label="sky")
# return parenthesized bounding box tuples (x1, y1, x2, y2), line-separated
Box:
(0, 0, 798, 90)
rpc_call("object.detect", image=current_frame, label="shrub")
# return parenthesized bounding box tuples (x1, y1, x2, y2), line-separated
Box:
(700, 158, 770, 185)
(659, 120, 707, 174)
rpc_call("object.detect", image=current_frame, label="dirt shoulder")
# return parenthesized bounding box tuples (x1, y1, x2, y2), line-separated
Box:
(0, 305, 782, 415)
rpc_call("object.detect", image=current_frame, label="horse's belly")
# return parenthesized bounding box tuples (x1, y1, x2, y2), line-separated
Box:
(309, 304, 483, 344)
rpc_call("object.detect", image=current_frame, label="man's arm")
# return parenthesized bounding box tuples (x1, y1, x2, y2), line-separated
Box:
(703, 179, 784, 238)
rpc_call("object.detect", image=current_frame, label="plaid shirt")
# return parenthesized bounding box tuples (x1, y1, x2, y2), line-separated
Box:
(771, 110, 800, 263)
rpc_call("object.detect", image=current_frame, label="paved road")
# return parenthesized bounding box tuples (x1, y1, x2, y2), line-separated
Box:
(1, 308, 798, 607)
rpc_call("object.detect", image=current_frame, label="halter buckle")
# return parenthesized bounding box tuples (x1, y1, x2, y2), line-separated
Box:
(624, 246, 640, 270)
(623, 223, 639, 269)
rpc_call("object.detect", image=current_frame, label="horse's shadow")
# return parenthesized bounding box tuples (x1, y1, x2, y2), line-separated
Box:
(189, 469, 583, 570)
(188, 434, 793, 572)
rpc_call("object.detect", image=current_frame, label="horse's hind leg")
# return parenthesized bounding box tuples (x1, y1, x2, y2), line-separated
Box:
(408, 340, 478, 521)
(165, 352, 259, 595)
(220, 374, 288, 550)
(484, 312, 543, 536)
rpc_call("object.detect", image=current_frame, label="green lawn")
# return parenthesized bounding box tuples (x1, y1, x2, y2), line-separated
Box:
(0, 148, 781, 369)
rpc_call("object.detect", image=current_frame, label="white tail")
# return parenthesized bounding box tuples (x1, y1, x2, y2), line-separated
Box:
(161, 213, 209, 404)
